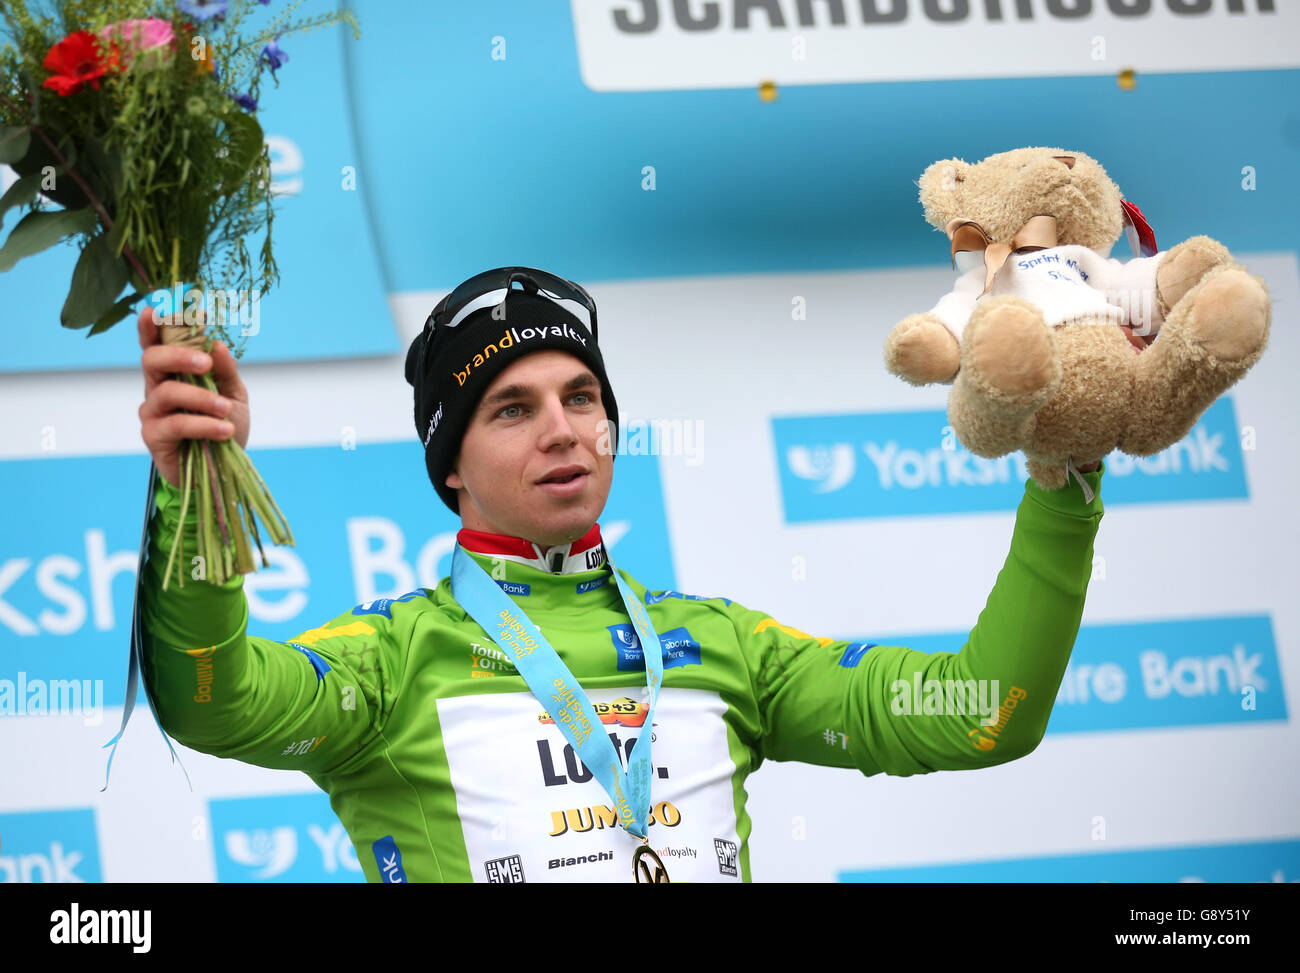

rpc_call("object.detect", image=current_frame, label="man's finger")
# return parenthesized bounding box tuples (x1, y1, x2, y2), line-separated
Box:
(144, 413, 236, 452)
(137, 303, 162, 350)
(139, 378, 230, 423)
(142, 345, 213, 396)
(207, 340, 247, 399)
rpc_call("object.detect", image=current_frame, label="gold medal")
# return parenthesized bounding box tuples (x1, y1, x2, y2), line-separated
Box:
(632, 838, 670, 883)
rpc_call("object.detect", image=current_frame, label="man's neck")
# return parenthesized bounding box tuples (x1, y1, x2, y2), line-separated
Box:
(457, 523, 606, 575)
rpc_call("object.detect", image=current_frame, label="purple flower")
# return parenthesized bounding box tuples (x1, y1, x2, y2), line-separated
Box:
(178, 0, 229, 21)
(259, 36, 288, 76)
(231, 91, 257, 111)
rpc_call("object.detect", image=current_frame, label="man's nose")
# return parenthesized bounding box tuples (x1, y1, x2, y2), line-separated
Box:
(537, 395, 578, 447)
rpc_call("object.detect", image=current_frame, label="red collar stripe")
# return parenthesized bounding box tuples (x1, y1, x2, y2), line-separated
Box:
(457, 523, 604, 565)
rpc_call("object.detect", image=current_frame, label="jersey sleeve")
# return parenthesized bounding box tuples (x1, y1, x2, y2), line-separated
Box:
(139, 470, 402, 776)
(728, 461, 1105, 777)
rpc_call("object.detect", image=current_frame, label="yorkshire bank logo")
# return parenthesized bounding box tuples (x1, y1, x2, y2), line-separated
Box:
(570, 1, 1295, 92)
(774, 396, 1249, 522)
(1047, 614, 1287, 735)
(224, 827, 298, 880)
(209, 793, 364, 883)
(879, 613, 1286, 738)
(0, 808, 101, 882)
(785, 443, 856, 494)
(609, 623, 704, 670)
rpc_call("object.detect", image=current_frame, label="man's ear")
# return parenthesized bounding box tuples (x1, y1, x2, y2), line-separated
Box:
(445, 449, 464, 491)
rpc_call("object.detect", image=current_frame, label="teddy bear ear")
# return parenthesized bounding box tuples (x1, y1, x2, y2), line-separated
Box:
(918, 158, 969, 228)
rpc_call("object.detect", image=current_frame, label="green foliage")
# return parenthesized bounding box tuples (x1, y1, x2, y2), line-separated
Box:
(0, 167, 42, 219)
(61, 229, 130, 327)
(0, 205, 94, 270)
(0, 0, 361, 348)
(87, 286, 140, 335)
(0, 121, 29, 161)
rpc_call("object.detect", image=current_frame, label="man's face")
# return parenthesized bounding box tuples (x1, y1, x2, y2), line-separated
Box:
(445, 350, 614, 548)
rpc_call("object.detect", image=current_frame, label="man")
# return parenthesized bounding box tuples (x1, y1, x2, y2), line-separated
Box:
(136, 267, 1106, 883)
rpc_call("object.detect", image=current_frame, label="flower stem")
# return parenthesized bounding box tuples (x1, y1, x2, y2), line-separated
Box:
(233, 443, 294, 545)
(200, 438, 230, 549)
(215, 443, 254, 574)
(196, 442, 216, 582)
(162, 446, 195, 592)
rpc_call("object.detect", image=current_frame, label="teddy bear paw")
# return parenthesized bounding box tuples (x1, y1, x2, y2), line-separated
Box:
(884, 314, 961, 386)
(961, 296, 1061, 406)
(1179, 266, 1270, 364)
(1156, 235, 1233, 316)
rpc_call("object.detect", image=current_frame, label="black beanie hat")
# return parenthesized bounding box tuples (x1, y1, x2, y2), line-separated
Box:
(405, 288, 619, 514)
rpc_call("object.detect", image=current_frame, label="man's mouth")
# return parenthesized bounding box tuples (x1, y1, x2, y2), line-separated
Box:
(538, 466, 588, 485)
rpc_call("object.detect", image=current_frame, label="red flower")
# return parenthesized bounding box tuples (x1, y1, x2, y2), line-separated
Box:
(41, 30, 121, 96)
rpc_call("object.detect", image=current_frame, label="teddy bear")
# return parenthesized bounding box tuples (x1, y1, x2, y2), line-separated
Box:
(882, 146, 1271, 495)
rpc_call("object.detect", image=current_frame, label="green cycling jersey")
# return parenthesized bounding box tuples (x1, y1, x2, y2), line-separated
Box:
(140, 462, 1105, 882)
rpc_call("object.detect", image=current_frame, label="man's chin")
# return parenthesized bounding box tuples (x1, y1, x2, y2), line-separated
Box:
(526, 511, 600, 548)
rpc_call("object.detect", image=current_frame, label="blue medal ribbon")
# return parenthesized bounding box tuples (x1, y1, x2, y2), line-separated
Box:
(451, 544, 664, 840)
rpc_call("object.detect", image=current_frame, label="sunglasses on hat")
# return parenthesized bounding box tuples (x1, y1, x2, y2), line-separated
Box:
(414, 267, 599, 381)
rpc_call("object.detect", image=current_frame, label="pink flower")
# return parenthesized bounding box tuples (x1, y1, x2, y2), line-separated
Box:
(98, 18, 175, 71)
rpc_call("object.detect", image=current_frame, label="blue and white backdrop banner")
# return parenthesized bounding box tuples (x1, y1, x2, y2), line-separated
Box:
(0, 1, 1296, 882)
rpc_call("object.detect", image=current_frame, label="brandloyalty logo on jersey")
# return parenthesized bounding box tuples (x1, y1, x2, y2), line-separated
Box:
(773, 396, 1249, 522)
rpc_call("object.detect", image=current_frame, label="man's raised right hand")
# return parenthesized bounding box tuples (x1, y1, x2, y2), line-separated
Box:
(137, 305, 251, 489)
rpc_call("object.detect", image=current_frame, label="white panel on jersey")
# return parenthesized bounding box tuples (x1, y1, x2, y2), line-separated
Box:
(438, 687, 743, 882)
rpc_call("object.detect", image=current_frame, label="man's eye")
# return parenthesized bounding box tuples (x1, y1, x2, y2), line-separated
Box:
(497, 404, 524, 419)
(571, 392, 593, 406)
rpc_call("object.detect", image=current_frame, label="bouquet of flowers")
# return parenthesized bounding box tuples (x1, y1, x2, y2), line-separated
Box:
(0, 0, 359, 588)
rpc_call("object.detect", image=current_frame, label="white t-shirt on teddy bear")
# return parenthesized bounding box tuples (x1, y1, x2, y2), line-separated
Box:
(930, 245, 1165, 343)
